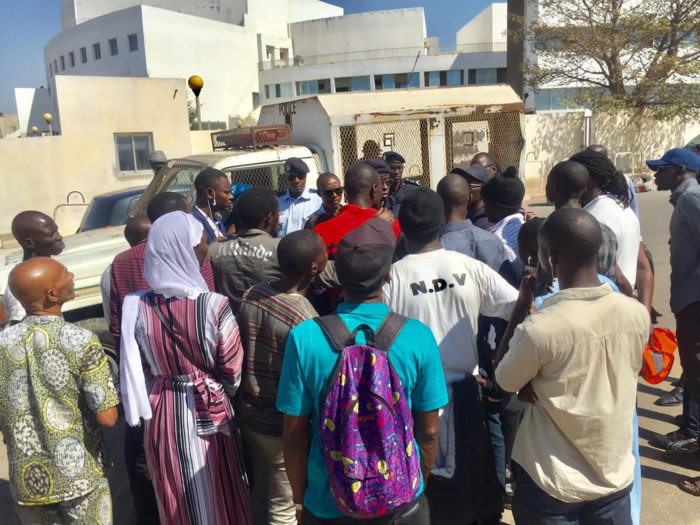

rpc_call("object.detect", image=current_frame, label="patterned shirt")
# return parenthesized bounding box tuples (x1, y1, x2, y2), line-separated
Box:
(490, 213, 525, 277)
(108, 243, 216, 356)
(0, 316, 120, 505)
(236, 282, 317, 436)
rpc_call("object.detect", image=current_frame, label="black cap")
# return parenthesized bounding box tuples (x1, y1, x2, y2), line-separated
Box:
(383, 151, 405, 164)
(335, 218, 396, 293)
(481, 168, 525, 209)
(285, 157, 310, 174)
(363, 158, 391, 175)
(398, 187, 446, 244)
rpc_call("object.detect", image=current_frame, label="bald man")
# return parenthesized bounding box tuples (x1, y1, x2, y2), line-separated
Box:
(2, 211, 65, 326)
(1, 258, 119, 523)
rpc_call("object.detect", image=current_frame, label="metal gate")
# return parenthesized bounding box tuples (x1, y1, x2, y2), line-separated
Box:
(339, 119, 431, 187)
(445, 112, 523, 174)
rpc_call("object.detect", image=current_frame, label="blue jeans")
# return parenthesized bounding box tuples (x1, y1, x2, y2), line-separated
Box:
(681, 384, 700, 436)
(631, 410, 641, 525)
(512, 462, 632, 525)
(484, 398, 506, 490)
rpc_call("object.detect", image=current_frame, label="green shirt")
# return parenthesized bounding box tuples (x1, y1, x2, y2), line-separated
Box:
(0, 316, 120, 505)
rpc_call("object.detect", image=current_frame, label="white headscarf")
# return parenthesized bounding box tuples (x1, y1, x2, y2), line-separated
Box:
(143, 211, 209, 299)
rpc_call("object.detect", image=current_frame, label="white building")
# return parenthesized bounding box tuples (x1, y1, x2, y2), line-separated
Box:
(41, 0, 343, 129)
(257, 6, 507, 103)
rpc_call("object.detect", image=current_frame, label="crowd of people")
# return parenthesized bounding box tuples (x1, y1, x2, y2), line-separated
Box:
(1, 142, 700, 525)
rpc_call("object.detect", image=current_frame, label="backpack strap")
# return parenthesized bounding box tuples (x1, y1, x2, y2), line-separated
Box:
(373, 313, 408, 352)
(314, 315, 353, 353)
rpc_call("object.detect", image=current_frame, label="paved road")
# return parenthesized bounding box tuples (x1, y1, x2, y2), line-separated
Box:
(2, 191, 700, 524)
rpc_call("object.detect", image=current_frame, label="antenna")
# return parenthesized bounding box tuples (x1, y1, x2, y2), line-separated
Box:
(407, 50, 421, 88)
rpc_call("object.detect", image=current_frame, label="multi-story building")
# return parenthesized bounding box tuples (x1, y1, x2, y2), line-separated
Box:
(257, 4, 508, 103)
(41, 0, 343, 130)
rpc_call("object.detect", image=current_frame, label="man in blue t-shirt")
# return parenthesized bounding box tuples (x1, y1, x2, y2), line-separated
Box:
(277, 218, 448, 524)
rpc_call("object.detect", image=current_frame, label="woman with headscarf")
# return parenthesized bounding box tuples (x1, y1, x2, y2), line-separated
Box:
(120, 211, 251, 525)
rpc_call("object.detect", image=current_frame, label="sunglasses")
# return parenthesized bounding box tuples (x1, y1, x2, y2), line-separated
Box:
(287, 173, 307, 181)
(323, 188, 344, 198)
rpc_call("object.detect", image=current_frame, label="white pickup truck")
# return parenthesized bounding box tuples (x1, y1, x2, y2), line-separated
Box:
(0, 126, 322, 362)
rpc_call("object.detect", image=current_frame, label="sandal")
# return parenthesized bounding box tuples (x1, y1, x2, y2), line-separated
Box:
(679, 477, 700, 496)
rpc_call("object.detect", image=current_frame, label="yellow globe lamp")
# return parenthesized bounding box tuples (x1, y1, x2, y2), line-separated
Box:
(236, 119, 243, 128)
(43, 113, 53, 123)
(31, 126, 38, 136)
(188, 75, 204, 95)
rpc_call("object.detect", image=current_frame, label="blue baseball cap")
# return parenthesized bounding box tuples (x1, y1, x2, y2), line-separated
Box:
(646, 148, 700, 174)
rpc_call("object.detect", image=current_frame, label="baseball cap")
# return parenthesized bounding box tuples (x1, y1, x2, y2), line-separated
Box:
(335, 218, 395, 293)
(450, 164, 492, 184)
(646, 148, 700, 174)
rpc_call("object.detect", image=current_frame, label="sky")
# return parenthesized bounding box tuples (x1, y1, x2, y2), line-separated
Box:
(0, 0, 494, 114)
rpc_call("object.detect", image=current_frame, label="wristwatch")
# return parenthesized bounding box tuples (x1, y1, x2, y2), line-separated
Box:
(295, 503, 304, 512)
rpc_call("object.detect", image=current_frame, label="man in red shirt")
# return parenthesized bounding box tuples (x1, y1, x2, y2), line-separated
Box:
(314, 162, 400, 258)
(108, 191, 215, 525)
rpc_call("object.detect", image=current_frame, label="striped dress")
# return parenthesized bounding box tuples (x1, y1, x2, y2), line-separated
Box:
(134, 291, 252, 525)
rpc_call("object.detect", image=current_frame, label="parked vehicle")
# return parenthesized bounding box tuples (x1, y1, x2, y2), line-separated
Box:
(0, 125, 320, 365)
(77, 185, 148, 232)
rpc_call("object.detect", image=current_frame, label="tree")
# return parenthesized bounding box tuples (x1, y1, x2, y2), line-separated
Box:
(187, 99, 197, 127)
(512, 0, 700, 119)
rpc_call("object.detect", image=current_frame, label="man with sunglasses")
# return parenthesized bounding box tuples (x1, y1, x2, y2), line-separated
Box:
(305, 173, 343, 230)
(383, 151, 419, 217)
(278, 157, 321, 237)
(451, 164, 494, 230)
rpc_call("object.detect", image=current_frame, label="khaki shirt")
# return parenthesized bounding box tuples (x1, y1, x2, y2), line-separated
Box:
(496, 285, 650, 503)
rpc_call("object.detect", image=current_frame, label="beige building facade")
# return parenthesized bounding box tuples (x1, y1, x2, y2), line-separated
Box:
(0, 75, 192, 240)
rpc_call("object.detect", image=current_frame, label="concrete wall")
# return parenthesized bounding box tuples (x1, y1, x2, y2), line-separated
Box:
(522, 110, 700, 194)
(290, 9, 426, 57)
(457, 3, 507, 45)
(62, 0, 248, 28)
(0, 76, 192, 235)
(0, 115, 20, 139)
(141, 5, 257, 122)
(14, 88, 55, 136)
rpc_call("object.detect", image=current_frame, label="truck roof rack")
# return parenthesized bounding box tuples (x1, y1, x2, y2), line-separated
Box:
(211, 125, 293, 151)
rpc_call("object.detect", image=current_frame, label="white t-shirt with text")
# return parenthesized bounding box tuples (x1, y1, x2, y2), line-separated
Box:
(384, 249, 518, 384)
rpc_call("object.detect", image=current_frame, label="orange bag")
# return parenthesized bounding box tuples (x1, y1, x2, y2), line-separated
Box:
(641, 328, 677, 384)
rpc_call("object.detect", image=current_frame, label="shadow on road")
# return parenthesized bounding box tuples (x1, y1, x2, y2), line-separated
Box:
(637, 406, 679, 426)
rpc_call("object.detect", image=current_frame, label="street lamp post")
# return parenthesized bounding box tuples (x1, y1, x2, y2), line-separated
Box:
(31, 126, 38, 137)
(188, 75, 204, 131)
(43, 113, 53, 135)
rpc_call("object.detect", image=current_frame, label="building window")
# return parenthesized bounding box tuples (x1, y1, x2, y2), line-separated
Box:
(80, 47, 87, 63)
(335, 76, 371, 93)
(60, 56, 65, 71)
(252, 92, 260, 107)
(351, 76, 370, 92)
(54, 59, 58, 74)
(49, 63, 53, 76)
(468, 68, 506, 85)
(115, 134, 153, 173)
(109, 38, 118, 56)
(297, 79, 330, 95)
(446, 70, 463, 86)
(535, 90, 551, 111)
(424, 70, 464, 88)
(264, 83, 293, 99)
(69, 52, 75, 67)
(128, 34, 139, 52)
(93, 43, 101, 60)
(534, 88, 585, 112)
(280, 48, 289, 65)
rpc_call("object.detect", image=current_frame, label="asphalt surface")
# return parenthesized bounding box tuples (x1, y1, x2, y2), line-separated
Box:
(2, 190, 700, 525)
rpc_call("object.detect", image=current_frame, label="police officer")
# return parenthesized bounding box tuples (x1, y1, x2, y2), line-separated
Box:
(383, 151, 419, 217)
(278, 157, 322, 237)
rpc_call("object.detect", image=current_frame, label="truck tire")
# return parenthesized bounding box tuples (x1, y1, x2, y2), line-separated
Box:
(73, 317, 118, 382)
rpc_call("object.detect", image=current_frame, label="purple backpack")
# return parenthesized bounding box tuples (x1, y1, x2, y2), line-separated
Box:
(315, 314, 422, 518)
